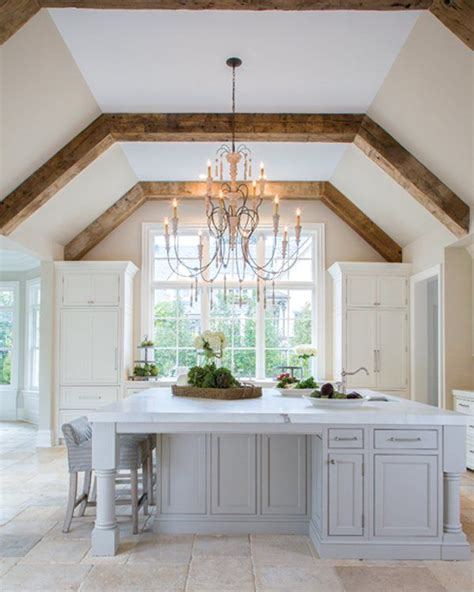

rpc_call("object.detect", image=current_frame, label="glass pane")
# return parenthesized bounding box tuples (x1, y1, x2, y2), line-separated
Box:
(0, 350, 11, 385)
(0, 289, 14, 307)
(264, 235, 313, 281)
(154, 320, 177, 348)
(265, 349, 288, 378)
(154, 289, 178, 317)
(233, 350, 256, 378)
(0, 311, 13, 349)
(177, 289, 200, 317)
(178, 349, 199, 369)
(31, 348, 39, 389)
(208, 236, 258, 281)
(154, 349, 176, 377)
(178, 318, 200, 348)
(233, 319, 256, 348)
(29, 285, 41, 306)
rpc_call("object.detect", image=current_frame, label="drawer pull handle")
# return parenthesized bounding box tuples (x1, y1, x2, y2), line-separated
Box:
(458, 403, 469, 408)
(470, 450, 474, 454)
(334, 436, 358, 441)
(78, 395, 101, 400)
(330, 459, 336, 464)
(388, 437, 421, 442)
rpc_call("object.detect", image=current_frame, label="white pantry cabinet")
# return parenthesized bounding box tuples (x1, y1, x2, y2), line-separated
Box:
(329, 262, 411, 396)
(55, 262, 138, 438)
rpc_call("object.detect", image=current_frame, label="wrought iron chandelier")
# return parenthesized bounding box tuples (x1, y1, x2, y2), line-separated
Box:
(164, 57, 303, 298)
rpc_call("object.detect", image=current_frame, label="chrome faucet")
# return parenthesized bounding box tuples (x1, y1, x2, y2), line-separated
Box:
(340, 367, 369, 394)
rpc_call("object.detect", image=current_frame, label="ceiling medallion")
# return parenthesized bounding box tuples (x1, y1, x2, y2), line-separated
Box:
(164, 58, 303, 304)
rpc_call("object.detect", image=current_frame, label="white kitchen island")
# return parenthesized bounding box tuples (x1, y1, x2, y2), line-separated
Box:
(90, 389, 469, 560)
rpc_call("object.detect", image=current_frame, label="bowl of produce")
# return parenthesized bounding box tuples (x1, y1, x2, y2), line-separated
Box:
(303, 382, 365, 408)
(276, 375, 319, 397)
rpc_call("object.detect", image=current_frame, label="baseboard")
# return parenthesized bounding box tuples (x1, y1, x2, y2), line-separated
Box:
(36, 429, 53, 448)
(309, 520, 470, 561)
(154, 518, 309, 535)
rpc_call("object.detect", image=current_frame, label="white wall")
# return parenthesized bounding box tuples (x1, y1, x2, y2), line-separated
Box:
(83, 199, 384, 379)
(1, 10, 100, 199)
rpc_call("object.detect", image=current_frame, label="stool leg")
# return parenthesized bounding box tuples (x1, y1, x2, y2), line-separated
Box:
(142, 462, 149, 516)
(130, 469, 139, 535)
(79, 470, 92, 517)
(147, 446, 154, 506)
(63, 472, 78, 533)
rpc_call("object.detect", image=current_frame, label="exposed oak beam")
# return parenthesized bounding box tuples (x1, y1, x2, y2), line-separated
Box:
(0, 115, 113, 235)
(430, 0, 473, 50)
(0, 0, 39, 45)
(64, 183, 146, 261)
(322, 182, 402, 263)
(64, 180, 402, 262)
(143, 181, 325, 200)
(354, 116, 470, 238)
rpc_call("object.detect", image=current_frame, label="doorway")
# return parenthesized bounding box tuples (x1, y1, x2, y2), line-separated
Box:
(410, 266, 443, 407)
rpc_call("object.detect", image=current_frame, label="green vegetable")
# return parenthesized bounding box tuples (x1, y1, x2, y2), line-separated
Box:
(295, 377, 318, 389)
(310, 390, 349, 399)
(187, 363, 241, 389)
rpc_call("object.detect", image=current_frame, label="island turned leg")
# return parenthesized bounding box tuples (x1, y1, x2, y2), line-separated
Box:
(442, 426, 469, 559)
(92, 422, 119, 556)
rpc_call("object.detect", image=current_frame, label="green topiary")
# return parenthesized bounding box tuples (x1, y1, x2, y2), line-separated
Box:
(187, 363, 240, 389)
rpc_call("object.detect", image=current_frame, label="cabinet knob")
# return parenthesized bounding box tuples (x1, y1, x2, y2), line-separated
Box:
(329, 459, 336, 465)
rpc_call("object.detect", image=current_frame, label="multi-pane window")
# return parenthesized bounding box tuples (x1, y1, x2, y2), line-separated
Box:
(0, 283, 18, 387)
(148, 227, 318, 379)
(26, 280, 41, 390)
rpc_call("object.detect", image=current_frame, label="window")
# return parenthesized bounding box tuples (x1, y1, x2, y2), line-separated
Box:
(26, 279, 41, 390)
(143, 223, 324, 379)
(0, 282, 19, 388)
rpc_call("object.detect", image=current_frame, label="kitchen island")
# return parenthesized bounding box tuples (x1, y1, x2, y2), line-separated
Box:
(90, 389, 469, 560)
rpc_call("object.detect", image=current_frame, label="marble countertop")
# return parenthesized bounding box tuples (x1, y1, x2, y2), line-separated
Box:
(90, 388, 468, 426)
(453, 389, 474, 401)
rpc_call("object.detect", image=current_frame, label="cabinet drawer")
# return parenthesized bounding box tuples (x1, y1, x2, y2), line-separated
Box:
(454, 399, 473, 415)
(328, 428, 364, 448)
(60, 387, 119, 409)
(374, 429, 438, 450)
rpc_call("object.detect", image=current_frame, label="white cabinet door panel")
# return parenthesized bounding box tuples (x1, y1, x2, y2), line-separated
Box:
(377, 310, 407, 389)
(161, 434, 207, 515)
(378, 276, 407, 308)
(60, 310, 93, 384)
(346, 310, 377, 388)
(346, 275, 377, 308)
(91, 310, 119, 383)
(374, 455, 438, 537)
(328, 453, 364, 536)
(262, 435, 307, 515)
(62, 274, 91, 306)
(91, 274, 120, 306)
(211, 434, 257, 515)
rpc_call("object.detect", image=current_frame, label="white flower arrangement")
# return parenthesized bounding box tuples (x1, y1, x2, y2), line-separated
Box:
(294, 344, 318, 359)
(194, 330, 228, 359)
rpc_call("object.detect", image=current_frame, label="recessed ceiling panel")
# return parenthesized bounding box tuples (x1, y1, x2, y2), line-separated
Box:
(49, 9, 419, 113)
(121, 142, 348, 180)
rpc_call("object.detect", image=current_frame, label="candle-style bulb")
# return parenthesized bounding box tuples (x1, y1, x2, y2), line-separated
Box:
(274, 194, 280, 215)
(172, 199, 178, 217)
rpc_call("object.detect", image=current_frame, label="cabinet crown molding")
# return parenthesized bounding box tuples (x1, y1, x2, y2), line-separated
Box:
(328, 262, 411, 280)
(54, 260, 139, 277)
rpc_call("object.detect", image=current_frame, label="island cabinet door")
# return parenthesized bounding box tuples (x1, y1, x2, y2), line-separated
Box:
(328, 453, 364, 536)
(211, 435, 257, 515)
(374, 455, 438, 537)
(261, 435, 307, 515)
(160, 434, 207, 515)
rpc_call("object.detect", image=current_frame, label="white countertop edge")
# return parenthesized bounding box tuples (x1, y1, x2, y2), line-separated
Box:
(453, 389, 474, 401)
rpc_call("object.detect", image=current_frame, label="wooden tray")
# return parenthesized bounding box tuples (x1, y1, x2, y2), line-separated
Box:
(171, 384, 262, 400)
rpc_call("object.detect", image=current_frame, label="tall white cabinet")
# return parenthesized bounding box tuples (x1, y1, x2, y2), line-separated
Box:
(329, 262, 411, 397)
(55, 262, 137, 436)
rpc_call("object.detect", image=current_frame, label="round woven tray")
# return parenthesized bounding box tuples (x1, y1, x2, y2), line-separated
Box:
(171, 384, 262, 400)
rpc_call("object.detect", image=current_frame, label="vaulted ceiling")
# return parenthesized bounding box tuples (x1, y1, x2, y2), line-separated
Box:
(0, 6, 472, 264)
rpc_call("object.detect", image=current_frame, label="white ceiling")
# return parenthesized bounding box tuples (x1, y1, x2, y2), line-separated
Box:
(0, 249, 40, 272)
(49, 9, 419, 113)
(121, 142, 348, 181)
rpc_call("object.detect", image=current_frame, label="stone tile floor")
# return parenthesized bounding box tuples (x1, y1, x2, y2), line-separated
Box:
(0, 421, 473, 591)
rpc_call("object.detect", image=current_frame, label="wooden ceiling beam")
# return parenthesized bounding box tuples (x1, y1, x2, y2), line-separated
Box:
(354, 116, 470, 238)
(64, 179, 401, 262)
(64, 182, 146, 261)
(0, 115, 113, 235)
(323, 182, 402, 262)
(0, 0, 40, 45)
(429, 0, 474, 50)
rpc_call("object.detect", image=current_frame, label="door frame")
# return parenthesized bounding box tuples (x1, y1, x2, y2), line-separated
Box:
(410, 265, 444, 408)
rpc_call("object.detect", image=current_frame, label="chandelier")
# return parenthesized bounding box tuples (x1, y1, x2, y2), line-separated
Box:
(164, 57, 303, 302)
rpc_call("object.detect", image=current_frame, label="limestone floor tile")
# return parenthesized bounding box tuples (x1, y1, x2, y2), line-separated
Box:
(251, 535, 315, 567)
(128, 533, 194, 564)
(0, 519, 58, 536)
(187, 556, 255, 592)
(335, 565, 447, 592)
(193, 534, 251, 557)
(80, 564, 188, 591)
(0, 506, 22, 526)
(14, 505, 64, 521)
(0, 534, 42, 557)
(254, 565, 343, 592)
(20, 536, 90, 564)
(44, 517, 95, 540)
(427, 559, 474, 592)
(1, 563, 91, 591)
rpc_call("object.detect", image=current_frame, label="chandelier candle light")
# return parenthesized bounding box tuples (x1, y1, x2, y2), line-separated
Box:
(164, 57, 303, 306)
